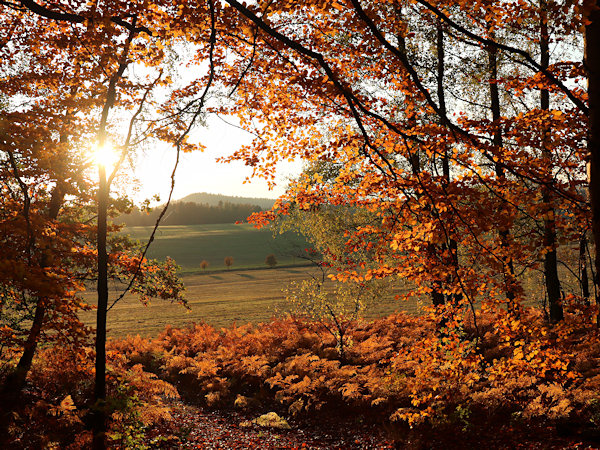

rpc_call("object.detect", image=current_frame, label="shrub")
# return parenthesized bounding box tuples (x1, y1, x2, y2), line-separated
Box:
(265, 254, 277, 268)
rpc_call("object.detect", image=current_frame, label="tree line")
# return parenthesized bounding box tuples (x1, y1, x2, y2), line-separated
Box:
(117, 201, 264, 226)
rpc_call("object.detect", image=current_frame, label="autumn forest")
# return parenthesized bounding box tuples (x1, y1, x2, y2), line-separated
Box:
(2, 0, 600, 448)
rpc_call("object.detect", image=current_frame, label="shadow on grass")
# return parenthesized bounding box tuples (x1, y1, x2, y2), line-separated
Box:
(210, 275, 224, 280)
(236, 273, 255, 279)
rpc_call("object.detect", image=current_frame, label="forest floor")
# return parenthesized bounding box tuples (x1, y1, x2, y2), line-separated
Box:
(147, 401, 396, 449)
(145, 400, 596, 450)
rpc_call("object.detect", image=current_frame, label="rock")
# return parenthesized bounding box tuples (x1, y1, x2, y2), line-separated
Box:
(253, 412, 291, 429)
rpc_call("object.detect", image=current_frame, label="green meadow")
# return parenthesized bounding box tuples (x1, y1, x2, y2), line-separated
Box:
(78, 223, 409, 337)
(124, 223, 311, 273)
(82, 223, 578, 337)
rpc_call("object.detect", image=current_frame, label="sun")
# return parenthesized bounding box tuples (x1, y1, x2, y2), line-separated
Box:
(92, 141, 120, 170)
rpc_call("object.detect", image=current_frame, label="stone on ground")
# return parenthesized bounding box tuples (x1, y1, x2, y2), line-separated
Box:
(253, 412, 291, 429)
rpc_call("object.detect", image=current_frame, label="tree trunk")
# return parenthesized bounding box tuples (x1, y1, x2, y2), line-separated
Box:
(580, 232, 591, 304)
(540, 0, 563, 322)
(586, 0, 600, 326)
(437, 19, 461, 305)
(91, 23, 136, 448)
(0, 185, 64, 443)
(487, 32, 517, 312)
(92, 164, 109, 449)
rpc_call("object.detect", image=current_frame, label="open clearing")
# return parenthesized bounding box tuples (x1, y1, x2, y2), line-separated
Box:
(82, 223, 407, 337)
(80, 266, 412, 337)
(124, 223, 310, 273)
(80, 223, 578, 337)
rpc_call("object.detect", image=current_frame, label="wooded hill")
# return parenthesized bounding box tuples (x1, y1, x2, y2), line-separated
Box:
(116, 199, 265, 226)
(178, 192, 276, 210)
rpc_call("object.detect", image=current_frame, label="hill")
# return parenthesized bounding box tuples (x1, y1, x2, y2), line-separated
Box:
(178, 192, 276, 210)
(123, 223, 310, 273)
(116, 201, 263, 226)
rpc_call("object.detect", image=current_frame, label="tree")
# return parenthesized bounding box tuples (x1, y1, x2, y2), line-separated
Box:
(212, 0, 588, 332)
(225, 256, 234, 269)
(0, 0, 209, 446)
(272, 172, 396, 359)
(586, 0, 600, 316)
(200, 260, 210, 271)
(265, 253, 278, 268)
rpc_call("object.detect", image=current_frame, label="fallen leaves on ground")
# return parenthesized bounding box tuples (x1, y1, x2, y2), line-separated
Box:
(147, 401, 394, 449)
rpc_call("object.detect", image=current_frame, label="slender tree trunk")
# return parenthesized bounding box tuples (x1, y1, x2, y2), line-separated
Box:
(0, 185, 64, 443)
(437, 19, 461, 305)
(91, 22, 136, 449)
(540, 1, 563, 322)
(93, 164, 109, 450)
(487, 33, 517, 312)
(586, 0, 600, 324)
(580, 232, 591, 304)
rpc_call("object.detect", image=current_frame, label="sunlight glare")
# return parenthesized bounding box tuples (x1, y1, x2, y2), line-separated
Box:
(93, 141, 120, 170)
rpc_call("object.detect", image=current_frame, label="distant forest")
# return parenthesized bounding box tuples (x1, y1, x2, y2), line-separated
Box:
(178, 192, 275, 210)
(116, 200, 264, 226)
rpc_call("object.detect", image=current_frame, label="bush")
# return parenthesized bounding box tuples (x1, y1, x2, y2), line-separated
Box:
(112, 308, 599, 438)
(265, 254, 277, 268)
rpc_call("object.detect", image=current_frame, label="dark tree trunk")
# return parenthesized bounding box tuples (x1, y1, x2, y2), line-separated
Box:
(91, 23, 136, 448)
(0, 185, 64, 443)
(487, 32, 517, 312)
(580, 232, 591, 304)
(540, 0, 563, 322)
(437, 19, 461, 306)
(586, 1, 600, 326)
(92, 164, 109, 450)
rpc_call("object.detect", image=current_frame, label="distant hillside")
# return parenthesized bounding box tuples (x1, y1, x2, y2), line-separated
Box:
(178, 192, 276, 210)
(116, 201, 264, 227)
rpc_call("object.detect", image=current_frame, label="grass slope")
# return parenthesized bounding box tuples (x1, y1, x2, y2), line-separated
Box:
(124, 223, 310, 273)
(84, 223, 408, 337)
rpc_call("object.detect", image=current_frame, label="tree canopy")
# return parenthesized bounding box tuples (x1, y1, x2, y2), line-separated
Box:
(2, 0, 600, 447)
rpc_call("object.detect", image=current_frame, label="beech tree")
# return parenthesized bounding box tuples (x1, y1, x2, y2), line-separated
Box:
(586, 0, 600, 315)
(0, 0, 207, 446)
(201, 0, 590, 328)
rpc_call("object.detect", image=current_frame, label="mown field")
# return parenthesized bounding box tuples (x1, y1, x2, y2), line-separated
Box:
(78, 224, 410, 336)
(80, 224, 583, 337)
(124, 223, 310, 273)
(80, 266, 411, 337)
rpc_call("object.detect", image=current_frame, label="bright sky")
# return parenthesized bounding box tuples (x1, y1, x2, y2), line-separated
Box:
(127, 115, 301, 205)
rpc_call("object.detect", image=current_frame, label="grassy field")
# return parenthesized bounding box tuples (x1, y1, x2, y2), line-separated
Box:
(123, 224, 310, 273)
(78, 224, 410, 337)
(80, 266, 411, 337)
(80, 224, 584, 337)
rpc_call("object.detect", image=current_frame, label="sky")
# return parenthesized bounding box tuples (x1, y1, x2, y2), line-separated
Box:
(126, 115, 302, 205)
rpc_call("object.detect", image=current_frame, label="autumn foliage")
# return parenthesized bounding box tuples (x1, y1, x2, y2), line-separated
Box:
(3, 0, 600, 446)
(106, 310, 600, 444)
(2, 304, 600, 446)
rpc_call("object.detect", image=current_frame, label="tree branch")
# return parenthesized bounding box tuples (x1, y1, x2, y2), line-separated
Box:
(18, 0, 152, 35)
